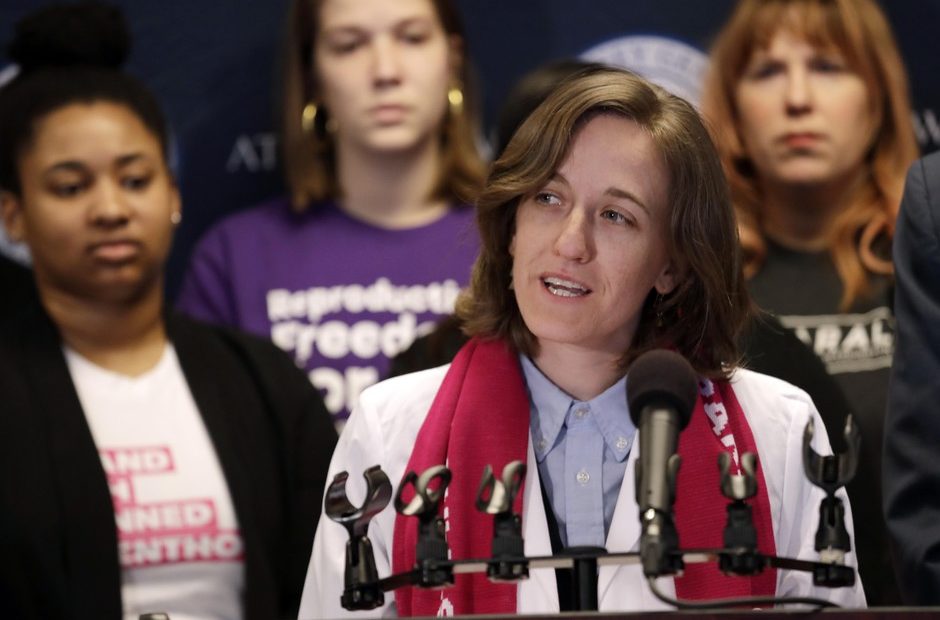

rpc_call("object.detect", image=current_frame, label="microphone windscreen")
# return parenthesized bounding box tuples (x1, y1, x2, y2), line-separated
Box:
(626, 349, 698, 430)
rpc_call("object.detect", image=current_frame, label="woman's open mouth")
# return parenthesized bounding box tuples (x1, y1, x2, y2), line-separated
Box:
(542, 276, 590, 298)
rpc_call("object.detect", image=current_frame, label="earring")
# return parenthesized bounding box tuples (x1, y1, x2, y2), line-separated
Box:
(170, 211, 182, 225)
(447, 86, 464, 117)
(654, 293, 665, 328)
(302, 102, 318, 134)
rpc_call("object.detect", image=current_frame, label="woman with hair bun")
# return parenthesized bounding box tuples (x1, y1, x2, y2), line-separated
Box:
(177, 0, 486, 426)
(702, 0, 919, 605)
(0, 3, 336, 618)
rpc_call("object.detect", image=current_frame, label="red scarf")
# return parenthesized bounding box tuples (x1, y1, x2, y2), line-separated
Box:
(392, 338, 776, 615)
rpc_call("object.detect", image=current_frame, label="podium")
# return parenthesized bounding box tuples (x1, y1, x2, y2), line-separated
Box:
(441, 610, 940, 619)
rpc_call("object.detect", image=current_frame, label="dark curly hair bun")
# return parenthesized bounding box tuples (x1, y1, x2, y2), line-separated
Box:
(8, 1, 130, 73)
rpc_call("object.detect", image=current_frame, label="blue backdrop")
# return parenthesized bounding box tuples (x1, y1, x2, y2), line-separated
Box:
(2, 0, 938, 296)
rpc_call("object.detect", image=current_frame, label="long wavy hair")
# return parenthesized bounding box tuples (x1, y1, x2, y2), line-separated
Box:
(702, 0, 918, 309)
(457, 68, 750, 379)
(280, 0, 485, 211)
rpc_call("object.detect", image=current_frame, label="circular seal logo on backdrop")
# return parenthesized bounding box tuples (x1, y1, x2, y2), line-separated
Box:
(580, 35, 709, 108)
(0, 64, 19, 89)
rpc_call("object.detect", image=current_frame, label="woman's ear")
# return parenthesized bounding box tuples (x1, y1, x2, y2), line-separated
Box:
(1, 191, 26, 242)
(654, 260, 679, 296)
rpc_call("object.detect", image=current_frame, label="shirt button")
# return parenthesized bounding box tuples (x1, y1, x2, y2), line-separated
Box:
(616, 436, 629, 452)
(576, 469, 590, 485)
(537, 437, 548, 451)
(574, 407, 588, 419)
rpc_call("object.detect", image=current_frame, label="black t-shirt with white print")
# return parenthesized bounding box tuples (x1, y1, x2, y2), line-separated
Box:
(748, 238, 898, 605)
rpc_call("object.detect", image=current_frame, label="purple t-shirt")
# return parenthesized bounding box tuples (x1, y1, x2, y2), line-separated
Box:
(177, 198, 478, 424)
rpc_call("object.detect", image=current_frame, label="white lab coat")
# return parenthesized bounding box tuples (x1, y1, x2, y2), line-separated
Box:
(298, 365, 866, 618)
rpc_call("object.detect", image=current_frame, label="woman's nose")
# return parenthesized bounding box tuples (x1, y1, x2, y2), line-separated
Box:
(785, 67, 813, 115)
(553, 210, 593, 263)
(88, 180, 131, 227)
(372, 36, 403, 88)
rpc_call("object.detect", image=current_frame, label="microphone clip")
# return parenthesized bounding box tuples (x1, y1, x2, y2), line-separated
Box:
(324, 465, 392, 610)
(476, 460, 528, 582)
(395, 465, 454, 588)
(803, 415, 859, 587)
(718, 451, 766, 576)
(635, 451, 684, 578)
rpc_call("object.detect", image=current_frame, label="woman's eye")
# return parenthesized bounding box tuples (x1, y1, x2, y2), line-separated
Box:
(534, 192, 561, 206)
(50, 181, 85, 198)
(747, 62, 783, 80)
(334, 43, 359, 54)
(122, 175, 152, 191)
(400, 29, 430, 45)
(328, 37, 363, 54)
(810, 57, 845, 73)
(601, 209, 634, 227)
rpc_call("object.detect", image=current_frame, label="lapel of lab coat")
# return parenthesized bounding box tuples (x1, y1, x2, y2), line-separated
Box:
(598, 444, 649, 608)
(517, 435, 558, 613)
(598, 444, 676, 610)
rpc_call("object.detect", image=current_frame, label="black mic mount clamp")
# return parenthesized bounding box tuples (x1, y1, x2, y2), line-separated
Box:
(324, 465, 392, 611)
(803, 415, 860, 588)
(476, 460, 528, 581)
(718, 452, 766, 576)
(635, 451, 684, 578)
(395, 465, 454, 589)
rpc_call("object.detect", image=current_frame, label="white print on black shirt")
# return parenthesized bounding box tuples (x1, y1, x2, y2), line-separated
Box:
(779, 306, 894, 374)
(101, 446, 243, 568)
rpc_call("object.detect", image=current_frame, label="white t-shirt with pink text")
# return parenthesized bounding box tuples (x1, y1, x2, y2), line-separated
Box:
(65, 344, 244, 620)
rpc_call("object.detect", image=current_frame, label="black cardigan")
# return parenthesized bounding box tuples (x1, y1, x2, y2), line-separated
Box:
(0, 254, 36, 321)
(0, 309, 337, 619)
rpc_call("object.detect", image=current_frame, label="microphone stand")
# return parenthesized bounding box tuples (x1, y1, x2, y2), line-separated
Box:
(326, 416, 860, 613)
(803, 415, 860, 587)
(394, 465, 454, 588)
(323, 466, 392, 609)
(718, 451, 766, 576)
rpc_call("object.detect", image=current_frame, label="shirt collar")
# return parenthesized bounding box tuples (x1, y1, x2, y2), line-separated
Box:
(521, 355, 636, 462)
(521, 355, 569, 462)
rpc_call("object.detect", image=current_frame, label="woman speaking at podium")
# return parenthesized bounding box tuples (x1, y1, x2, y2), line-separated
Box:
(300, 67, 866, 616)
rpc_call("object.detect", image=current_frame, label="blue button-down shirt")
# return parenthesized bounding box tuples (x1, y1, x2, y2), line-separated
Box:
(521, 355, 636, 548)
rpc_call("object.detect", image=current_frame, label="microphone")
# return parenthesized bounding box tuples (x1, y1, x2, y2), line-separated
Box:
(627, 349, 698, 577)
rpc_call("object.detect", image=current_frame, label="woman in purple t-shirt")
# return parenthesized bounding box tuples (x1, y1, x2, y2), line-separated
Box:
(178, 0, 485, 425)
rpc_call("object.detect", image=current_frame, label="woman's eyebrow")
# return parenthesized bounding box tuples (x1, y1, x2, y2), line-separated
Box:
(605, 186, 650, 215)
(44, 160, 85, 175)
